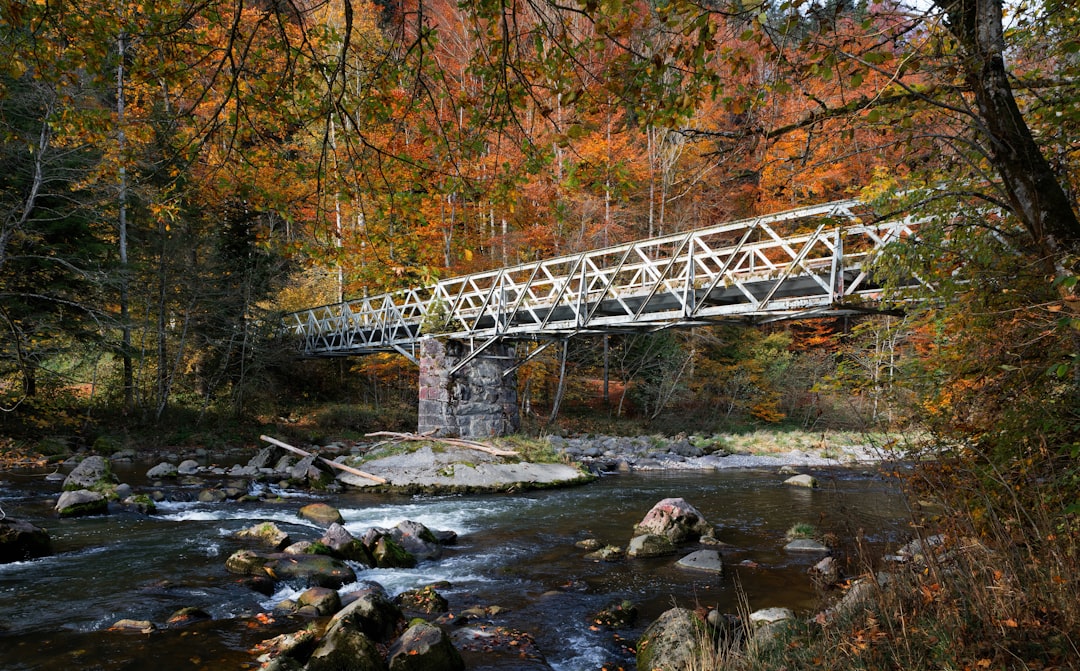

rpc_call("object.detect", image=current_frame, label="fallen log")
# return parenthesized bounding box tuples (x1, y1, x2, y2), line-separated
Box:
(259, 435, 388, 484)
(363, 431, 519, 457)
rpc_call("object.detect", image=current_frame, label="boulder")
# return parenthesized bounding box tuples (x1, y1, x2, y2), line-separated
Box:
(784, 474, 818, 488)
(236, 522, 291, 551)
(252, 629, 318, 667)
(63, 456, 115, 491)
(633, 498, 713, 543)
(370, 534, 417, 569)
(627, 533, 677, 558)
(177, 459, 200, 475)
(146, 462, 178, 479)
(319, 523, 372, 564)
(298, 503, 344, 526)
(387, 622, 464, 671)
(389, 520, 443, 561)
(675, 549, 724, 574)
(55, 489, 108, 517)
(784, 538, 831, 553)
(583, 545, 625, 562)
(108, 619, 157, 633)
(636, 607, 710, 671)
(395, 586, 449, 614)
(306, 624, 386, 671)
(166, 607, 211, 627)
(327, 588, 403, 642)
(225, 550, 357, 589)
(748, 607, 794, 626)
(296, 586, 342, 616)
(197, 488, 227, 503)
(0, 518, 52, 563)
(246, 446, 280, 470)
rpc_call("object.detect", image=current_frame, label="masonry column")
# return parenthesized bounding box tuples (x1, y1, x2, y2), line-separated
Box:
(417, 337, 520, 438)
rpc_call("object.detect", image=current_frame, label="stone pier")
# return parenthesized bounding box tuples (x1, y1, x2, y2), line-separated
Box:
(417, 337, 520, 438)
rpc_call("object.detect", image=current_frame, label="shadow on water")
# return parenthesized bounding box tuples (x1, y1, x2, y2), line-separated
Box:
(0, 463, 910, 670)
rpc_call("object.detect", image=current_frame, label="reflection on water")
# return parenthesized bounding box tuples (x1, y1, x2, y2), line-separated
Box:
(0, 464, 909, 670)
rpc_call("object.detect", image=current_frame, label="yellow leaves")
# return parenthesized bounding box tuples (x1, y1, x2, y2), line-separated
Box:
(976, 659, 993, 668)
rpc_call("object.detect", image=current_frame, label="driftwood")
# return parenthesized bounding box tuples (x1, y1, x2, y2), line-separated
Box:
(259, 435, 388, 484)
(364, 431, 519, 457)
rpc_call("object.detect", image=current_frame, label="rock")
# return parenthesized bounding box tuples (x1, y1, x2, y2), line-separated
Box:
(225, 549, 268, 575)
(395, 586, 449, 614)
(627, 533, 677, 558)
(121, 495, 156, 514)
(64, 456, 115, 490)
(636, 607, 710, 671)
(387, 622, 464, 671)
(236, 522, 291, 551)
(320, 523, 373, 564)
(108, 619, 157, 633)
(633, 498, 713, 543)
(252, 629, 318, 666)
(592, 600, 638, 627)
(146, 462, 178, 479)
(749, 607, 794, 626)
(282, 541, 315, 555)
(55, 489, 108, 517)
(0, 519, 52, 563)
(809, 555, 840, 586)
(389, 520, 443, 561)
(306, 624, 386, 671)
(298, 502, 344, 526)
(784, 539, 831, 553)
(296, 586, 342, 616)
(246, 446, 280, 470)
(327, 588, 403, 642)
(166, 607, 211, 627)
(197, 488, 227, 503)
(784, 474, 818, 488)
(177, 459, 200, 475)
(675, 549, 724, 574)
(371, 534, 417, 569)
(583, 545, 624, 561)
(575, 538, 602, 551)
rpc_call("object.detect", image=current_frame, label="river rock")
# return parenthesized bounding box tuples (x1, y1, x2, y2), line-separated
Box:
(388, 520, 443, 561)
(63, 456, 115, 491)
(253, 629, 318, 667)
(592, 600, 638, 627)
(387, 622, 464, 671)
(749, 607, 794, 626)
(633, 498, 714, 543)
(809, 555, 840, 587)
(784, 474, 818, 488)
(246, 446, 280, 470)
(296, 586, 342, 616)
(198, 488, 227, 503)
(306, 624, 386, 671)
(166, 606, 211, 627)
(675, 549, 724, 574)
(0, 518, 52, 563)
(226, 550, 357, 589)
(366, 532, 417, 568)
(236, 522, 291, 551)
(584, 544, 624, 561)
(55, 489, 108, 517)
(319, 523, 373, 564)
(146, 462, 178, 479)
(784, 538, 831, 553)
(395, 586, 449, 614)
(327, 588, 403, 642)
(177, 459, 200, 475)
(298, 502, 344, 526)
(627, 533, 677, 558)
(109, 618, 157, 633)
(121, 494, 156, 515)
(636, 607, 711, 671)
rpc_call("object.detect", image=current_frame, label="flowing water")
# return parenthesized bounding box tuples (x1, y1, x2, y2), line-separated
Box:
(0, 462, 910, 670)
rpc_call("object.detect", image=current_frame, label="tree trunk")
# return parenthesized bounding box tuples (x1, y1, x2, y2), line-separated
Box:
(939, 0, 1080, 264)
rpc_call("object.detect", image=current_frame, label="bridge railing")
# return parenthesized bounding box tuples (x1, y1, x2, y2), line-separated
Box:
(284, 198, 922, 359)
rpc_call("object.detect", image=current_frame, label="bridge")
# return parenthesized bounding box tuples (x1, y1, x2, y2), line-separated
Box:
(283, 198, 923, 437)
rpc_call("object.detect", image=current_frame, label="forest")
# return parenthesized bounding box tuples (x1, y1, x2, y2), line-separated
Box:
(1, 0, 1079, 666)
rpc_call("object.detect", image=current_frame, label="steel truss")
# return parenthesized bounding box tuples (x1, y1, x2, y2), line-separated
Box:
(284, 198, 923, 365)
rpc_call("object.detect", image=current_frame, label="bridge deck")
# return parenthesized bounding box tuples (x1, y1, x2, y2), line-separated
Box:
(284, 198, 922, 364)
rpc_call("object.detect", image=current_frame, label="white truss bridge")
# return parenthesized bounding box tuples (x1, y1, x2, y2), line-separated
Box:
(283, 198, 922, 372)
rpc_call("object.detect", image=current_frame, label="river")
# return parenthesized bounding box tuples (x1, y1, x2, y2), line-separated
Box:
(0, 462, 909, 670)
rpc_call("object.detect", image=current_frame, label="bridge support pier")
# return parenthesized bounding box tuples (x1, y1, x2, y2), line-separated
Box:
(418, 337, 520, 439)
